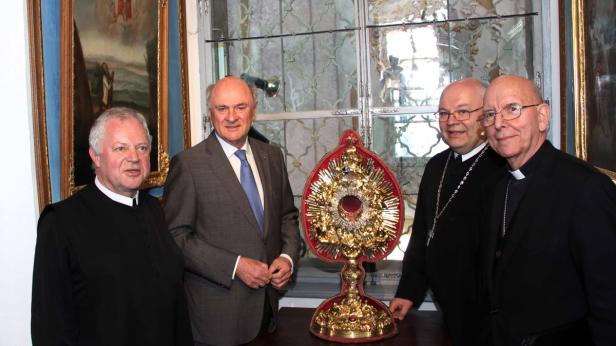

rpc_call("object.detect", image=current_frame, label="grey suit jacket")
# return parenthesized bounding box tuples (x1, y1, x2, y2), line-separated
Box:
(163, 133, 300, 345)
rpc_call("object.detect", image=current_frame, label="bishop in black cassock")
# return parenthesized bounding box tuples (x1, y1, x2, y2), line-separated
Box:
(391, 79, 506, 346)
(396, 144, 505, 345)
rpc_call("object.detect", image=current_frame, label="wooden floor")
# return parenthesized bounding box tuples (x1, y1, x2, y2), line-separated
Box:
(249, 307, 452, 345)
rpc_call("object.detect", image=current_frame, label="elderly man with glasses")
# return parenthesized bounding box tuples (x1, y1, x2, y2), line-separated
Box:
(480, 75, 616, 346)
(390, 78, 506, 345)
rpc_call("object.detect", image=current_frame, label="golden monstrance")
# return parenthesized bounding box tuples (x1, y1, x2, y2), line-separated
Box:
(301, 129, 404, 343)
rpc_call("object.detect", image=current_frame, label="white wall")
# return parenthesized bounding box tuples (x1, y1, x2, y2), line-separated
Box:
(543, 0, 561, 147)
(185, 0, 206, 144)
(0, 1, 39, 345)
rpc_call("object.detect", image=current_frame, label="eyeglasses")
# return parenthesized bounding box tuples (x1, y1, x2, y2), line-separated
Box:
(480, 103, 541, 126)
(434, 106, 483, 121)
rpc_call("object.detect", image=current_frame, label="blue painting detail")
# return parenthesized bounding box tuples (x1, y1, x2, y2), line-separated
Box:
(41, 0, 61, 203)
(168, 0, 185, 158)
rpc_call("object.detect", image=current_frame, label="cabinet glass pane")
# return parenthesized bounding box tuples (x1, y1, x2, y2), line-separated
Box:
(209, 0, 356, 40)
(368, 17, 535, 108)
(367, 0, 535, 25)
(368, 0, 447, 25)
(253, 117, 357, 195)
(212, 31, 358, 113)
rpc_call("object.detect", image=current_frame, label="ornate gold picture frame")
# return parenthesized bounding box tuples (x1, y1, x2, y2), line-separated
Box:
(572, 0, 616, 181)
(27, 0, 52, 210)
(60, 0, 170, 197)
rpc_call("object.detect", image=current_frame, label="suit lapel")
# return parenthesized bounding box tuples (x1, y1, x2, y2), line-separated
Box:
(204, 134, 263, 235)
(249, 138, 272, 238)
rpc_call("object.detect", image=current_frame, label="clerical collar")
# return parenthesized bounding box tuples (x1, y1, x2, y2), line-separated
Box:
(454, 141, 488, 162)
(507, 140, 549, 181)
(215, 132, 253, 159)
(509, 169, 525, 180)
(95, 177, 139, 207)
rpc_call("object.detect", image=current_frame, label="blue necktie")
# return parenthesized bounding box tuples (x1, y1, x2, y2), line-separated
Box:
(234, 150, 265, 237)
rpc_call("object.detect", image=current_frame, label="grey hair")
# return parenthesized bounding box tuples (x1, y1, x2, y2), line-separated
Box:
(88, 107, 152, 155)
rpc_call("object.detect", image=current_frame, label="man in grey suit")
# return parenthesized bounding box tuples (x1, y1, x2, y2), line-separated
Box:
(163, 76, 300, 345)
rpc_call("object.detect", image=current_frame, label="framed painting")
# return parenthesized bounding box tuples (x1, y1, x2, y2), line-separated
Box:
(572, 0, 616, 181)
(60, 0, 169, 197)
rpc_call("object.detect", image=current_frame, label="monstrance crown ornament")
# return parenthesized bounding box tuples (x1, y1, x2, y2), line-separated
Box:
(301, 129, 404, 342)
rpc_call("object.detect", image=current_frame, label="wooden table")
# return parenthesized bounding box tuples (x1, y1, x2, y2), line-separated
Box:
(249, 307, 452, 345)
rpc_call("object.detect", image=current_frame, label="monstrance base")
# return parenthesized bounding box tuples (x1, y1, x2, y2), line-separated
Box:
(309, 294, 397, 343)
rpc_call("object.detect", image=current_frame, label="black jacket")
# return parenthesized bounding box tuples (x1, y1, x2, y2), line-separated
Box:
(397, 145, 506, 345)
(32, 185, 193, 346)
(482, 141, 616, 346)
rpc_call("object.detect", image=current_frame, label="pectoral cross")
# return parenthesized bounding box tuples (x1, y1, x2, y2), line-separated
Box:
(426, 226, 435, 246)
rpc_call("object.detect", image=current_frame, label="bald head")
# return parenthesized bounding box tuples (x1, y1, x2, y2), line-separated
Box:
(207, 76, 256, 107)
(488, 75, 543, 105)
(440, 78, 487, 105)
(483, 75, 550, 169)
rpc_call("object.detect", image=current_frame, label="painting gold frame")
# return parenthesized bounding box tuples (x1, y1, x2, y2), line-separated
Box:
(27, 0, 52, 210)
(60, 0, 170, 198)
(571, 0, 616, 181)
(178, 0, 191, 149)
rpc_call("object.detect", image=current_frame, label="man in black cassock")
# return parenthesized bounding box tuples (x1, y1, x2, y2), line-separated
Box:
(31, 107, 193, 345)
(390, 79, 506, 345)
(481, 75, 616, 346)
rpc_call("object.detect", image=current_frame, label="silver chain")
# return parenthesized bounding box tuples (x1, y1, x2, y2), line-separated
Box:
(426, 145, 489, 246)
(502, 179, 511, 237)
